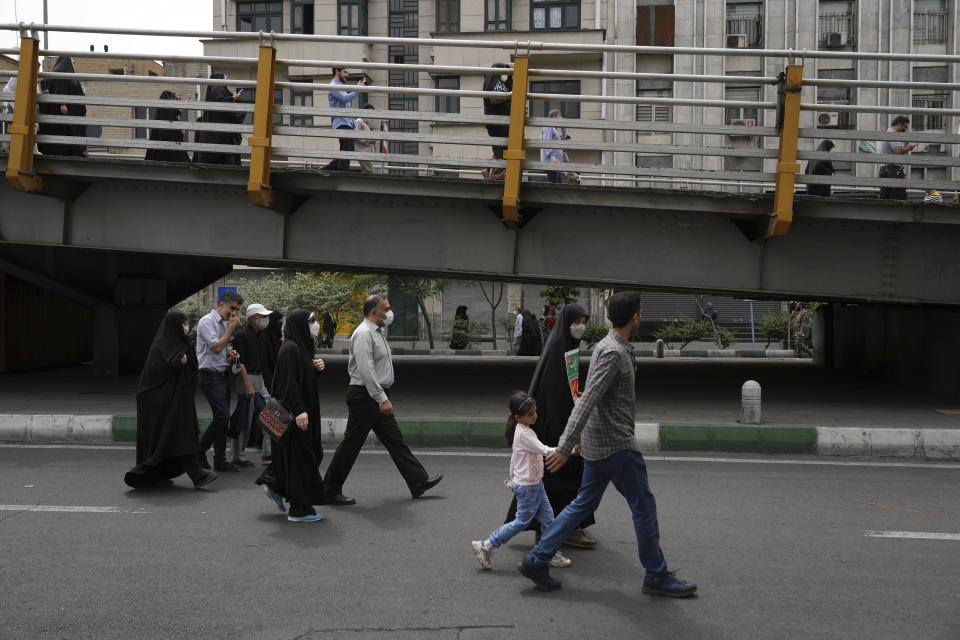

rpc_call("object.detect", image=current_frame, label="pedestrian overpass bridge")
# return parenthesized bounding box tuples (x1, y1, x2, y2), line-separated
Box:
(1, 23, 959, 310)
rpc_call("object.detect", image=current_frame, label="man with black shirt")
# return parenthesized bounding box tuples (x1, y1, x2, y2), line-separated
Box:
(234, 303, 283, 465)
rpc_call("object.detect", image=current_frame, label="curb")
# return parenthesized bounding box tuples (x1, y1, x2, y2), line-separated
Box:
(3, 414, 959, 461)
(315, 348, 798, 359)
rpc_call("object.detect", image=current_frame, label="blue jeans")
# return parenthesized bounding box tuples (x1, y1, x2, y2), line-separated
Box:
(489, 481, 554, 548)
(525, 450, 668, 577)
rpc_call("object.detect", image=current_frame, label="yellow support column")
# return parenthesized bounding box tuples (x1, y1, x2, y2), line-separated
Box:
(768, 64, 804, 238)
(502, 56, 529, 223)
(5, 33, 44, 193)
(247, 44, 277, 208)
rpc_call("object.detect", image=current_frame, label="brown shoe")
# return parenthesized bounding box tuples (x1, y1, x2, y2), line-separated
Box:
(563, 529, 598, 549)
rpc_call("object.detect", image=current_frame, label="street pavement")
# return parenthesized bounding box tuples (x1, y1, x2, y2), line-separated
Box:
(2, 356, 959, 429)
(2, 445, 958, 639)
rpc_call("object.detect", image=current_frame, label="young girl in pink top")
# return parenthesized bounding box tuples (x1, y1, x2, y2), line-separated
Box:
(472, 391, 571, 569)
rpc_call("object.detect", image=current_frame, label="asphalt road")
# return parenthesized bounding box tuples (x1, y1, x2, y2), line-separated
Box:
(2, 445, 958, 639)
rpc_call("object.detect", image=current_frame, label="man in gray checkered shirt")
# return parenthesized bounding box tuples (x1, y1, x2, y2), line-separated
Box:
(516, 292, 697, 598)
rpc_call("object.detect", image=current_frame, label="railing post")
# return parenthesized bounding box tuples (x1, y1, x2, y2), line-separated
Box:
(768, 64, 803, 238)
(247, 43, 277, 208)
(502, 56, 529, 223)
(5, 32, 44, 193)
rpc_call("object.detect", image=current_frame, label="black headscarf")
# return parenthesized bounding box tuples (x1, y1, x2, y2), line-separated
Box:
(45, 57, 84, 96)
(270, 309, 316, 417)
(155, 90, 181, 122)
(137, 311, 191, 394)
(483, 63, 513, 116)
(517, 310, 542, 356)
(204, 73, 233, 103)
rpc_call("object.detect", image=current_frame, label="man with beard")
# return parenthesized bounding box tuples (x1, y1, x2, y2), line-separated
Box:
(515, 292, 697, 598)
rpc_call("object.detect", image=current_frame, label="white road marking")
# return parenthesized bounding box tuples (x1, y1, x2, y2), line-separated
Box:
(0, 504, 148, 514)
(864, 531, 960, 540)
(2, 444, 959, 469)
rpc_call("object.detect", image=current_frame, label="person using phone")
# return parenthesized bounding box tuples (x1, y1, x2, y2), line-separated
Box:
(321, 67, 366, 172)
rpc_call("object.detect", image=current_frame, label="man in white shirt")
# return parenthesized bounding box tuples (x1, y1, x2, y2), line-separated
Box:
(877, 115, 916, 200)
(323, 295, 443, 505)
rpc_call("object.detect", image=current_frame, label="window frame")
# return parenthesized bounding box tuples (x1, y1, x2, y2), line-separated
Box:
(913, 0, 948, 46)
(531, 0, 580, 31)
(912, 93, 948, 132)
(434, 76, 460, 114)
(725, 1, 763, 48)
(236, 1, 284, 32)
(338, 0, 369, 36)
(485, 0, 511, 32)
(436, 0, 460, 33)
(635, 87, 672, 132)
(290, 89, 315, 127)
(529, 80, 581, 119)
(818, 1, 856, 48)
(293, 0, 315, 34)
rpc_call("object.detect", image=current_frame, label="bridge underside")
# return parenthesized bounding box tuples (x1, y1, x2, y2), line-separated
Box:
(2, 158, 960, 306)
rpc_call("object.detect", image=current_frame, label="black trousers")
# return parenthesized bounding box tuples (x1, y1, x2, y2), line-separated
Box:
(323, 386, 428, 496)
(486, 124, 509, 159)
(322, 124, 355, 171)
(198, 370, 231, 460)
(878, 165, 907, 200)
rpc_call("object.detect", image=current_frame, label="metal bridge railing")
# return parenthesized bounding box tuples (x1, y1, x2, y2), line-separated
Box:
(1, 22, 959, 238)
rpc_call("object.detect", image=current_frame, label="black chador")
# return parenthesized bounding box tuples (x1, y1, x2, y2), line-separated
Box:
(255, 310, 326, 518)
(505, 303, 595, 532)
(124, 312, 206, 488)
(37, 56, 87, 157)
(193, 74, 244, 165)
(145, 90, 190, 163)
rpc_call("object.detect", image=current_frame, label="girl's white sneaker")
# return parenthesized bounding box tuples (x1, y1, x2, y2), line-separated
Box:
(549, 551, 572, 568)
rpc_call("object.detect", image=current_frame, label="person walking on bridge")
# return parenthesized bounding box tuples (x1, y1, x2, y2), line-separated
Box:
(516, 292, 697, 597)
(321, 67, 366, 172)
(878, 115, 916, 200)
(323, 295, 443, 505)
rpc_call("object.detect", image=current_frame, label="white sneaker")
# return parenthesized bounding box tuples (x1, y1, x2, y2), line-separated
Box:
(549, 551, 572, 568)
(472, 540, 495, 570)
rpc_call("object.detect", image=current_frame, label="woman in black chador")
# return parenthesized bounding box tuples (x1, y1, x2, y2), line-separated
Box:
(449, 305, 470, 350)
(145, 90, 190, 162)
(505, 303, 599, 548)
(193, 73, 244, 165)
(517, 310, 543, 356)
(37, 56, 87, 157)
(256, 310, 327, 522)
(124, 311, 217, 490)
(805, 139, 835, 197)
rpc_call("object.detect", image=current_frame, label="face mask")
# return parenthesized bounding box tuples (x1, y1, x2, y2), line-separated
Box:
(383, 310, 395, 326)
(256, 317, 269, 330)
(570, 323, 586, 340)
(309, 321, 320, 338)
(182, 323, 189, 335)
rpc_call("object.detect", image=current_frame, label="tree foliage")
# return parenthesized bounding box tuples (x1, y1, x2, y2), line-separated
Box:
(539, 285, 581, 306)
(581, 323, 609, 349)
(758, 313, 788, 349)
(652, 320, 707, 350)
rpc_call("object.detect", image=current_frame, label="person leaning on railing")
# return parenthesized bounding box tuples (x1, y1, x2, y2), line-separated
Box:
(38, 56, 87, 158)
(321, 67, 366, 172)
(482, 62, 512, 180)
(877, 115, 916, 200)
(540, 109, 580, 185)
(145, 91, 190, 163)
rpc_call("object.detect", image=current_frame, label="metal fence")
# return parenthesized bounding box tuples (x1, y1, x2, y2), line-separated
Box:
(2, 22, 959, 235)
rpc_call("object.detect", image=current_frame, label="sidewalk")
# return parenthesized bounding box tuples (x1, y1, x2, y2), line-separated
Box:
(2, 356, 959, 459)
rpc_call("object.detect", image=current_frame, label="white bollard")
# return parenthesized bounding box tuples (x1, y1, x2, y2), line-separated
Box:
(656, 338, 665, 358)
(741, 380, 762, 424)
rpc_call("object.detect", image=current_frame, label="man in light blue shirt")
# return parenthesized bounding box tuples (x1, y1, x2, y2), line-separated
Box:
(322, 67, 367, 172)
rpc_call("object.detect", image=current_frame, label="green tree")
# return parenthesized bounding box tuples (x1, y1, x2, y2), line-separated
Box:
(581, 323, 608, 349)
(758, 313, 788, 349)
(385, 277, 446, 349)
(652, 320, 707, 350)
(479, 281, 505, 349)
(539, 285, 581, 306)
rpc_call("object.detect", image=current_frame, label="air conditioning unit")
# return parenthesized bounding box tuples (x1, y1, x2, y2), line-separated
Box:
(731, 118, 756, 127)
(817, 111, 839, 127)
(827, 32, 848, 47)
(727, 34, 747, 49)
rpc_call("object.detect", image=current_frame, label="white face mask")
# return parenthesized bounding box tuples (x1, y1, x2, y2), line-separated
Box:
(182, 323, 189, 335)
(383, 309, 395, 326)
(500, 74, 509, 82)
(309, 320, 320, 338)
(570, 323, 587, 340)
(255, 317, 269, 330)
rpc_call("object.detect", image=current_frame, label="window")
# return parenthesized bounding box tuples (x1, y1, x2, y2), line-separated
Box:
(816, 68, 855, 129)
(529, 80, 580, 119)
(237, 1, 283, 32)
(485, 0, 511, 31)
(636, 87, 672, 132)
(339, 0, 368, 36)
(437, 0, 459, 33)
(109, 68, 124, 75)
(913, 93, 947, 131)
(237, 88, 284, 126)
(726, 2, 762, 48)
(914, 0, 947, 45)
(291, 90, 314, 127)
(293, 0, 315, 34)
(133, 106, 148, 139)
(818, 1, 855, 48)
(531, 0, 579, 30)
(724, 85, 760, 125)
(434, 76, 460, 113)
(635, 155, 672, 169)
(637, 4, 675, 47)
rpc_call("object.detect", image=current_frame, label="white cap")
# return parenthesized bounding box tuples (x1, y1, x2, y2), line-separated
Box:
(246, 303, 273, 318)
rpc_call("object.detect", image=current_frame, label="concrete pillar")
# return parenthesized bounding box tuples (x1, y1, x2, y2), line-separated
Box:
(740, 380, 762, 424)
